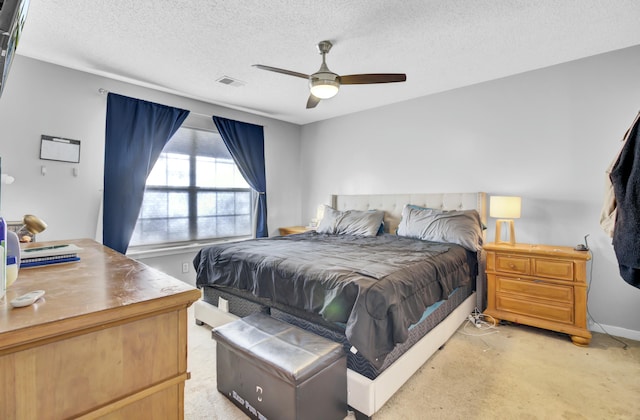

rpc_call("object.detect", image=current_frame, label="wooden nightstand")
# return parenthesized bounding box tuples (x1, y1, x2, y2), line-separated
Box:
(483, 242, 592, 346)
(279, 225, 314, 236)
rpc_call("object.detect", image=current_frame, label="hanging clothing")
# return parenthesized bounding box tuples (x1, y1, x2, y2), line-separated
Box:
(600, 112, 640, 237)
(610, 111, 640, 289)
(600, 149, 621, 237)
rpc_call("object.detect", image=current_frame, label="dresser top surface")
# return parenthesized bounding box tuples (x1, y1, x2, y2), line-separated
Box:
(1, 239, 200, 346)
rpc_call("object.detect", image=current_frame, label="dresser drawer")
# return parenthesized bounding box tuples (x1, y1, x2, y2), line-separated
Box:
(495, 294, 574, 324)
(533, 258, 574, 281)
(496, 276, 573, 304)
(494, 254, 530, 275)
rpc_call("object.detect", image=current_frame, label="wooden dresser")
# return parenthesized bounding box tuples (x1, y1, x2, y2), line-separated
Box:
(483, 242, 591, 346)
(0, 239, 201, 419)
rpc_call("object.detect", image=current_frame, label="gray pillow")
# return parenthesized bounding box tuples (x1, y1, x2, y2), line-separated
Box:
(396, 205, 484, 251)
(316, 205, 384, 237)
(316, 206, 343, 234)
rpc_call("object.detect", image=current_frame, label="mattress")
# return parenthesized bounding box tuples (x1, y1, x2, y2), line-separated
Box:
(195, 232, 477, 369)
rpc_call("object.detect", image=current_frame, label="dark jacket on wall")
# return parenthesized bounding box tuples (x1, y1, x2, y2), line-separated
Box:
(610, 112, 640, 289)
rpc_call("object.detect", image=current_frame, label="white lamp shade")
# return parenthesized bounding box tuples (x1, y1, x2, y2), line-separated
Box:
(490, 196, 522, 219)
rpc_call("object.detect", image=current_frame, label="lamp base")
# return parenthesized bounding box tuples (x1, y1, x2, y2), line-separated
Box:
(495, 219, 516, 245)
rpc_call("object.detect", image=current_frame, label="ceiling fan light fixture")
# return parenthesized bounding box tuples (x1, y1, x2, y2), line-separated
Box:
(254, 40, 406, 108)
(309, 78, 339, 99)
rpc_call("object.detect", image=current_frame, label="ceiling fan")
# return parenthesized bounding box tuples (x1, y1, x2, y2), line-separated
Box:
(253, 40, 407, 109)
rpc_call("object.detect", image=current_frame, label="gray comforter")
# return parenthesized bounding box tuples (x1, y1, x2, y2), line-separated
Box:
(194, 232, 475, 368)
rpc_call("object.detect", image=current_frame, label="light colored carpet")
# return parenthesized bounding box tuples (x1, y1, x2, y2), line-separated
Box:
(184, 307, 640, 419)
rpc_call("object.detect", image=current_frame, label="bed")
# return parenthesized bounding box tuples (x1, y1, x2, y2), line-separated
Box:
(193, 192, 487, 418)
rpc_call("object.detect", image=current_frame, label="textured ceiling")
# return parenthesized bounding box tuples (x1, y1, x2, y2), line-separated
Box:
(16, 0, 640, 125)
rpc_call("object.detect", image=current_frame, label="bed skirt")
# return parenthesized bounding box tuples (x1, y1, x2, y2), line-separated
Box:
(201, 283, 473, 380)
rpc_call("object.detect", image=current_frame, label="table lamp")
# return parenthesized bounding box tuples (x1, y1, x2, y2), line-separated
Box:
(490, 196, 521, 245)
(19, 214, 47, 242)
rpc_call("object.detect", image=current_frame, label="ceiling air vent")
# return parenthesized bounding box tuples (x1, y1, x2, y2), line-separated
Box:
(216, 76, 245, 87)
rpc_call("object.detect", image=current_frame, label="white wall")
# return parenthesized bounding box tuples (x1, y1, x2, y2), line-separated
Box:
(0, 56, 302, 279)
(300, 45, 640, 338)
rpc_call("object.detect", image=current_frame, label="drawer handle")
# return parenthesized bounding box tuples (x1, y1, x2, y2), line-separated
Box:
(508, 263, 516, 269)
(534, 279, 543, 283)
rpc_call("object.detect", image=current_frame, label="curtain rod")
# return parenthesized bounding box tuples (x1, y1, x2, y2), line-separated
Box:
(97, 88, 214, 119)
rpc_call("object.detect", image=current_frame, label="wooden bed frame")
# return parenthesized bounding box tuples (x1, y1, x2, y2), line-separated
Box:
(194, 192, 487, 418)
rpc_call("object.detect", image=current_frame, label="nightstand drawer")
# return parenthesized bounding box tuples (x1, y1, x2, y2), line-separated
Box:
(496, 276, 573, 304)
(533, 258, 574, 281)
(496, 294, 574, 324)
(495, 254, 530, 275)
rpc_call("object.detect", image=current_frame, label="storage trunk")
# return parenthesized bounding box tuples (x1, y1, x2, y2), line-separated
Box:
(212, 313, 347, 420)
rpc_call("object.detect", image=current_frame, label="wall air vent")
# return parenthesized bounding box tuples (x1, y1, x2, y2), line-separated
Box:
(216, 76, 245, 87)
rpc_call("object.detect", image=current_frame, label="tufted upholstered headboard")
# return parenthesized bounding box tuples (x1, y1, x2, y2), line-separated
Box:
(331, 192, 487, 235)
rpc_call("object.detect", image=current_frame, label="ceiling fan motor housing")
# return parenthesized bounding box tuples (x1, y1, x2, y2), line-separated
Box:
(309, 40, 340, 99)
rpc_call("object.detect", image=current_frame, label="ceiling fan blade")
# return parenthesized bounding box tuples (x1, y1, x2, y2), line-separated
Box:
(340, 73, 407, 85)
(252, 64, 309, 79)
(306, 94, 321, 109)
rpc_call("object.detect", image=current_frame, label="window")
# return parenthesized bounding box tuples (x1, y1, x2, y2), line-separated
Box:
(129, 125, 253, 247)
